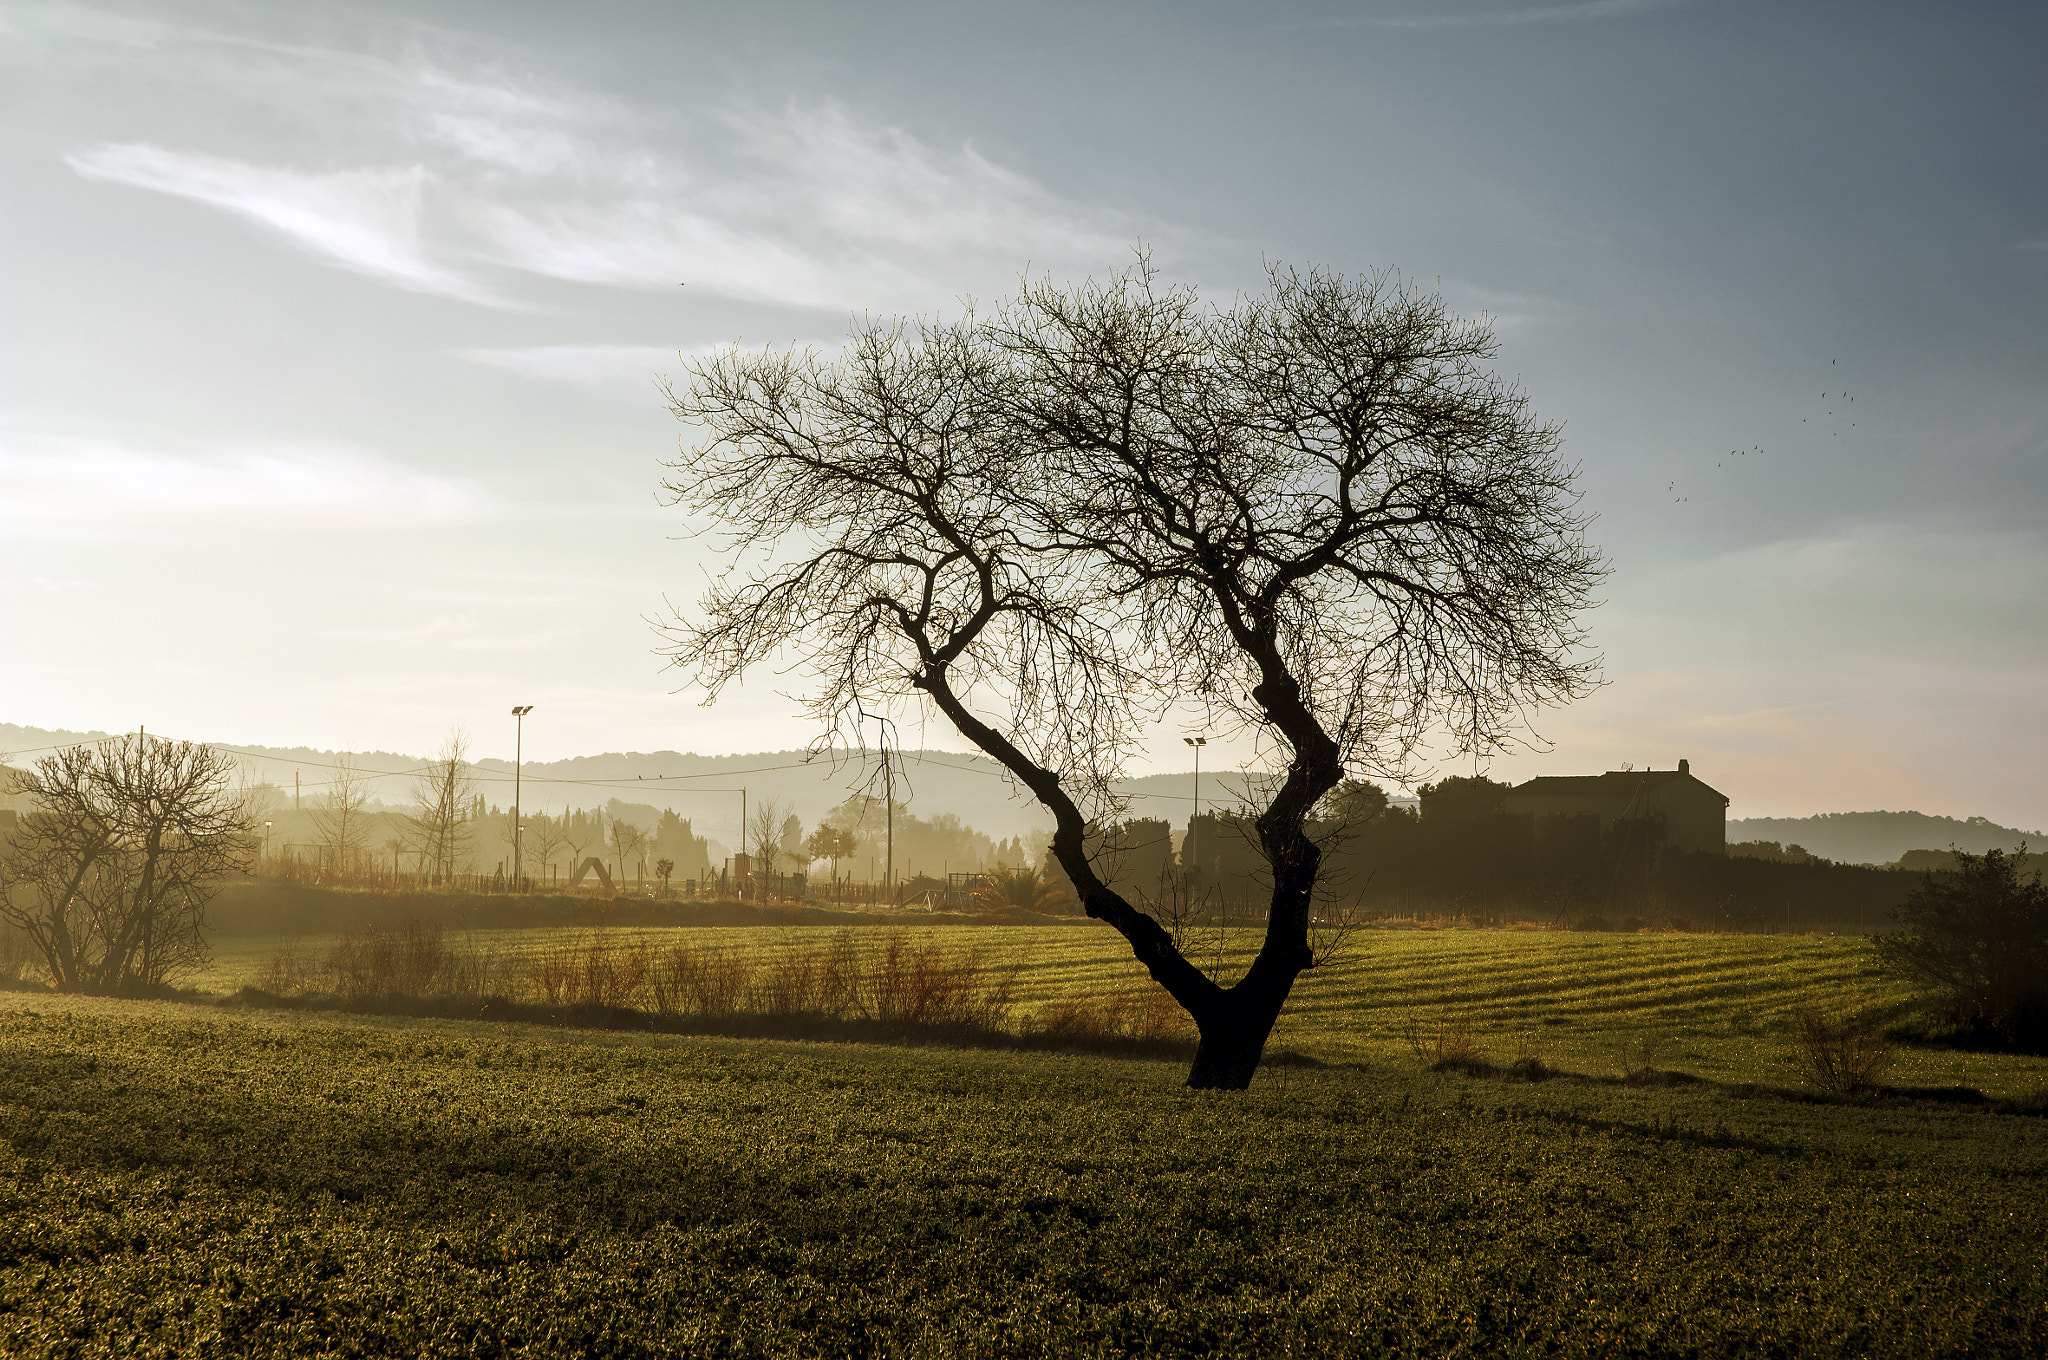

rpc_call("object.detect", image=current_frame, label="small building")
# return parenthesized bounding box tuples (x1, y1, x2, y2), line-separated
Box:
(1504, 759, 1729, 854)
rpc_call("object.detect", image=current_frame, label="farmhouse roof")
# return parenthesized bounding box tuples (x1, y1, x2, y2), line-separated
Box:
(1511, 768, 1728, 805)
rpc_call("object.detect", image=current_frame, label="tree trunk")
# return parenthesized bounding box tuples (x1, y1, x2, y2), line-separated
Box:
(1182, 951, 1305, 1089)
(1187, 1010, 1283, 1089)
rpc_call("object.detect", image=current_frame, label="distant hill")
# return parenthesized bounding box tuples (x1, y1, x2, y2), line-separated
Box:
(1727, 811, 2044, 866)
(1, 723, 1274, 847)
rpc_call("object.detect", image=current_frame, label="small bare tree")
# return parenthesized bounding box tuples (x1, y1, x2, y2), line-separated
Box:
(0, 734, 252, 991)
(748, 797, 794, 876)
(606, 811, 648, 883)
(523, 809, 570, 884)
(310, 752, 371, 881)
(663, 259, 1602, 1087)
(408, 728, 475, 884)
(561, 808, 598, 881)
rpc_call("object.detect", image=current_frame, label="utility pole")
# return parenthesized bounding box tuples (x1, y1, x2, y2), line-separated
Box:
(510, 706, 532, 888)
(1183, 736, 1206, 879)
(884, 743, 895, 900)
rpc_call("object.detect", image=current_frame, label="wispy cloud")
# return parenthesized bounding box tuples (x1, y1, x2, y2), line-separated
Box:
(66, 143, 500, 304)
(1327, 0, 1688, 30)
(1, 437, 494, 540)
(455, 344, 685, 400)
(455, 340, 842, 403)
(52, 20, 1151, 313)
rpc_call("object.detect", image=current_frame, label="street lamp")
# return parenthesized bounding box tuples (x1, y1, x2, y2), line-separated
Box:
(511, 706, 533, 889)
(263, 820, 272, 865)
(1183, 736, 1206, 876)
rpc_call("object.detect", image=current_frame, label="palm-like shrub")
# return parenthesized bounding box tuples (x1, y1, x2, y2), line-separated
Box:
(973, 864, 1069, 914)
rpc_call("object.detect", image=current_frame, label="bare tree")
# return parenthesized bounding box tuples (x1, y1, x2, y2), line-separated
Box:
(606, 810, 648, 882)
(523, 808, 570, 884)
(0, 734, 253, 991)
(662, 260, 1603, 1088)
(408, 728, 475, 884)
(310, 752, 371, 880)
(748, 797, 794, 877)
(561, 808, 598, 880)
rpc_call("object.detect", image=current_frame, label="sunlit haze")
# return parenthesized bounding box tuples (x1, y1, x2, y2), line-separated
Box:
(4, 1, 2044, 829)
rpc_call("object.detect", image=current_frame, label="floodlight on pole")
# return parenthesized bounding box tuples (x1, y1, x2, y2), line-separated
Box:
(1183, 736, 1206, 878)
(511, 706, 533, 888)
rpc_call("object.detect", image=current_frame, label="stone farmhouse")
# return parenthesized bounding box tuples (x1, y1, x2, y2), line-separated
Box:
(1503, 759, 1730, 854)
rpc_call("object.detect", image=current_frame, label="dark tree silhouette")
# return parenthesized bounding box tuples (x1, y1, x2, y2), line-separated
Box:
(0, 734, 252, 991)
(661, 260, 1603, 1088)
(1873, 846, 2047, 1049)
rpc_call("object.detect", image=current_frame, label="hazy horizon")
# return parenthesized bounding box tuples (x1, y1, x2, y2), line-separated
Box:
(5, 2, 2044, 831)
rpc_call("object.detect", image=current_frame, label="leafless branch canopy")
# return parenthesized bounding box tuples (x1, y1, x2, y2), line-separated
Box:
(660, 258, 1604, 1087)
(0, 734, 253, 991)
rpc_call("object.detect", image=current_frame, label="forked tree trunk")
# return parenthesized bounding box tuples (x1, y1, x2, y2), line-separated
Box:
(1179, 949, 1309, 1090)
(1187, 1008, 1285, 1090)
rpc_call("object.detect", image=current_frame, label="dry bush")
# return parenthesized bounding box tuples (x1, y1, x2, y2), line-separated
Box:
(858, 931, 1018, 1029)
(0, 925, 39, 987)
(265, 922, 512, 1003)
(255, 924, 1034, 1040)
(1402, 1018, 1488, 1069)
(1795, 1008, 1895, 1094)
(1032, 984, 1193, 1046)
(753, 933, 857, 1018)
(1617, 1031, 1665, 1083)
(651, 941, 756, 1016)
(441, 937, 516, 1001)
(1507, 1033, 1553, 1081)
(327, 920, 456, 1003)
(1433, 1021, 1488, 1069)
(259, 941, 320, 995)
(524, 936, 654, 1008)
(640, 929, 1018, 1031)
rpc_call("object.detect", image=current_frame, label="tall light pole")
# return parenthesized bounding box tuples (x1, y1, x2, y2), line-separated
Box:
(511, 706, 533, 888)
(1183, 736, 1206, 879)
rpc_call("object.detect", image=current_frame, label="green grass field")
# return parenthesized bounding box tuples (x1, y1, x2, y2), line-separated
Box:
(195, 924, 2048, 1097)
(3, 987, 2046, 1357)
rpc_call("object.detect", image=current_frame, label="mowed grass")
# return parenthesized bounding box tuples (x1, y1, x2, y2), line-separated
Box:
(197, 925, 2048, 1097)
(3, 993, 2047, 1357)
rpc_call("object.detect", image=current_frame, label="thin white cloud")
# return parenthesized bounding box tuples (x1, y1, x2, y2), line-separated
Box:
(49, 17, 1159, 313)
(1331, 0, 1688, 29)
(1, 437, 494, 540)
(66, 143, 500, 304)
(456, 344, 684, 400)
(459, 102, 1140, 310)
(1440, 278, 1572, 336)
(455, 340, 840, 402)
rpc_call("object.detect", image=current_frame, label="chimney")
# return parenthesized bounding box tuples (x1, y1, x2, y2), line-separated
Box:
(1678, 758, 1690, 777)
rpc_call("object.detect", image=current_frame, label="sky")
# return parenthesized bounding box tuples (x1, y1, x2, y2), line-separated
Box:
(2, 0, 2044, 829)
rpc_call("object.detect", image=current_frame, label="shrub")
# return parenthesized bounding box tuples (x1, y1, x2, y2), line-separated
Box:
(1794, 1008, 1895, 1094)
(0, 924, 42, 989)
(1616, 1031, 1664, 1083)
(1030, 984, 1192, 1047)
(1872, 847, 2048, 1050)
(327, 919, 457, 1003)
